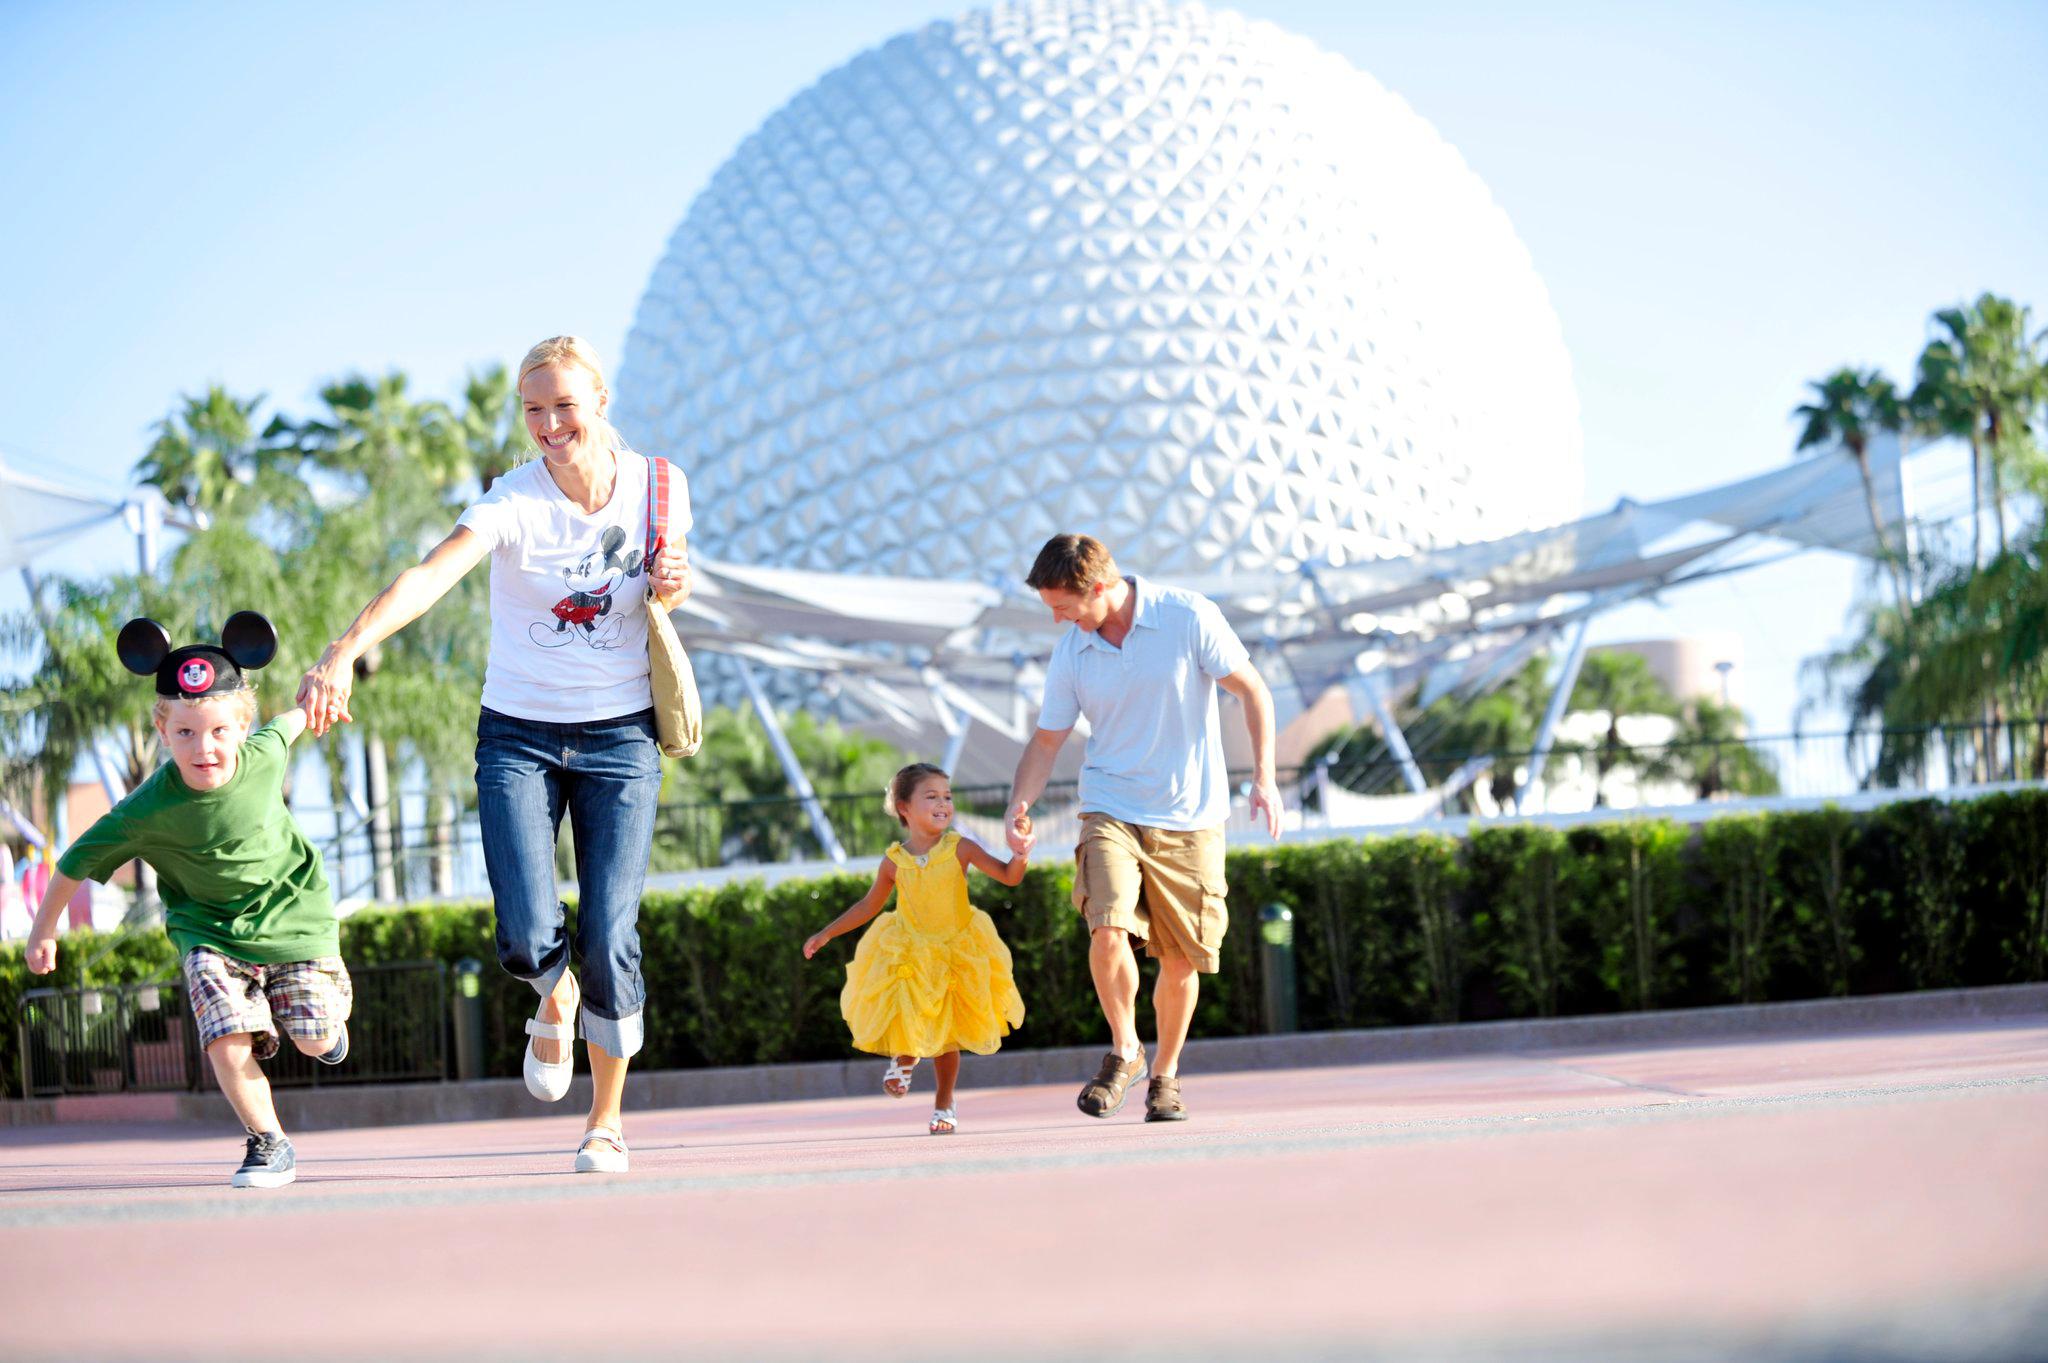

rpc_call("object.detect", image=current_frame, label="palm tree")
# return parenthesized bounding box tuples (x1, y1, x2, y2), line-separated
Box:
(1406, 657, 1553, 809)
(661, 706, 906, 864)
(133, 386, 289, 520)
(293, 372, 467, 496)
(458, 364, 526, 492)
(277, 373, 476, 899)
(1794, 367, 1916, 623)
(1914, 295, 2048, 564)
(0, 572, 188, 921)
(1669, 698, 1780, 799)
(1805, 529, 2048, 785)
(1568, 651, 1681, 806)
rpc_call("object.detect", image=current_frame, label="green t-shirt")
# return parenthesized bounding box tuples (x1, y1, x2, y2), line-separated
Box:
(57, 720, 337, 963)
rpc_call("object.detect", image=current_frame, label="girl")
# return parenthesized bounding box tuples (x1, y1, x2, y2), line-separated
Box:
(804, 763, 1028, 1134)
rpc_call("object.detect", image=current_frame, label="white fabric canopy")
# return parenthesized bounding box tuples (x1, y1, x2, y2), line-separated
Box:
(0, 459, 133, 575)
(657, 436, 1923, 771)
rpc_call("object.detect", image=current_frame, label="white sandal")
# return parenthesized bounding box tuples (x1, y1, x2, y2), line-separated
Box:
(928, 1107, 957, 1135)
(522, 973, 578, 1102)
(573, 1123, 628, 1174)
(883, 1057, 919, 1097)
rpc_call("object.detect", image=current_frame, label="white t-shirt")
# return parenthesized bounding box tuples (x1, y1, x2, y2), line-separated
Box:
(455, 451, 692, 723)
(1037, 576, 1251, 831)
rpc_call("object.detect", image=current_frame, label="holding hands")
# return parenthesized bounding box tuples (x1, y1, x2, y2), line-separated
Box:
(1005, 801, 1035, 856)
(296, 646, 356, 738)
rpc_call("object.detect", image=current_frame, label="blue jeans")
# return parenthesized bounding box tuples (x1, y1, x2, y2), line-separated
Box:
(475, 705, 661, 1059)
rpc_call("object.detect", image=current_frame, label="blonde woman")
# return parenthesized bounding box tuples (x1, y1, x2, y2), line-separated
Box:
(297, 336, 690, 1172)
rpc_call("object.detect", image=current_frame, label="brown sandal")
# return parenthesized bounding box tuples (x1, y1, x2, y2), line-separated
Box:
(1077, 1051, 1148, 1118)
(1144, 1075, 1188, 1122)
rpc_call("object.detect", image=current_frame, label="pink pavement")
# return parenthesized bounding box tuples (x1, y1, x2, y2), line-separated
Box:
(2, 1019, 2044, 1361)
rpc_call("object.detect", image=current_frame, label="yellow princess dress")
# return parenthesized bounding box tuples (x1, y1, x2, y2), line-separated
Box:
(841, 830, 1025, 1057)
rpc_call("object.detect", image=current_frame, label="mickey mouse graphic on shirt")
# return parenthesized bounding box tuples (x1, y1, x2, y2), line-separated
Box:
(530, 525, 644, 650)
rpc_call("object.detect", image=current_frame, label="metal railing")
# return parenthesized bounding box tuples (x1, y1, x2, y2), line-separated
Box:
(17, 960, 448, 1098)
(160, 716, 2048, 905)
(645, 774, 1307, 867)
(641, 717, 2048, 863)
(1311, 716, 2048, 814)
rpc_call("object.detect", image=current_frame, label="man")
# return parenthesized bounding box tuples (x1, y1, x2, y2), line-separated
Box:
(1006, 534, 1281, 1122)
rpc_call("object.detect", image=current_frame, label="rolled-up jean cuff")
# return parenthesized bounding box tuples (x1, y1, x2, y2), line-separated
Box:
(582, 1007, 643, 1060)
(516, 957, 570, 997)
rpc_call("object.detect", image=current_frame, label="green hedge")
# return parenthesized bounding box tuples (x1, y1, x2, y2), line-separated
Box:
(7, 791, 2048, 1097)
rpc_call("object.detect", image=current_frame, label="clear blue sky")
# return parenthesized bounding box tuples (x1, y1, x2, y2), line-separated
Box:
(4, 0, 2044, 735)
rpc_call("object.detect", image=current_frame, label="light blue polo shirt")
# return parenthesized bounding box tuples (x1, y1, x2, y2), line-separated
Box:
(1037, 576, 1251, 831)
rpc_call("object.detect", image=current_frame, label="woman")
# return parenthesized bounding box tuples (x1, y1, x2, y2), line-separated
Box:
(298, 335, 690, 1173)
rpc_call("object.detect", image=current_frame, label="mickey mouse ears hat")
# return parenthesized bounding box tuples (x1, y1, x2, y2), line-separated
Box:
(118, 612, 278, 699)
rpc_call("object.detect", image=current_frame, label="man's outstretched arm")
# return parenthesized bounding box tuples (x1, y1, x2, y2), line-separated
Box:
(1006, 726, 1071, 854)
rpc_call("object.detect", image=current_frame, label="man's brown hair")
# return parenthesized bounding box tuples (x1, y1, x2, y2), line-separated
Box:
(1025, 534, 1119, 594)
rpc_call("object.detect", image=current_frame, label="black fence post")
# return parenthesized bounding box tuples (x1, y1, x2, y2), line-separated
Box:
(1259, 903, 1298, 1034)
(451, 957, 485, 1081)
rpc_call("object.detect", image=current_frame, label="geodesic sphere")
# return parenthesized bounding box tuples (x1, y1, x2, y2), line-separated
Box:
(617, 0, 1582, 584)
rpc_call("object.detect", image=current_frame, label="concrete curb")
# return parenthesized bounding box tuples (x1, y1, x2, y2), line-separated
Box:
(5, 982, 2043, 1132)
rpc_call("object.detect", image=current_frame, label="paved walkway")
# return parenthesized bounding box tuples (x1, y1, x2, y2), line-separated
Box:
(3, 1019, 2045, 1361)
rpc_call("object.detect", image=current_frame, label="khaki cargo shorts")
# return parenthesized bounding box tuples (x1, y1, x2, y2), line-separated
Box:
(1071, 812, 1228, 973)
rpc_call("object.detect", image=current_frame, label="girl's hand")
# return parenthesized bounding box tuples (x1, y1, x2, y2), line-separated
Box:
(296, 647, 356, 738)
(803, 931, 829, 960)
(26, 934, 58, 975)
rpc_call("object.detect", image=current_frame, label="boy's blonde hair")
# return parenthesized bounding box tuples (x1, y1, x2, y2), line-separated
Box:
(517, 335, 630, 456)
(152, 687, 258, 730)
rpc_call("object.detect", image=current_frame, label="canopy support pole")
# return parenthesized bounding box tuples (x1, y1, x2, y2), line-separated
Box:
(924, 672, 972, 775)
(738, 658, 846, 864)
(1515, 615, 1596, 812)
(1347, 667, 1429, 795)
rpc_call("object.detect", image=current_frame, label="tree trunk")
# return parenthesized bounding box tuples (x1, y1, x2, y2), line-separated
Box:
(364, 733, 398, 903)
(1987, 410, 2009, 556)
(1968, 433, 1985, 567)
(429, 785, 456, 897)
(131, 860, 160, 929)
(1853, 446, 1913, 627)
(389, 760, 409, 900)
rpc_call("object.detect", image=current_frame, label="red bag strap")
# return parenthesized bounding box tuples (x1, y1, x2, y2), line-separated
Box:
(644, 455, 668, 568)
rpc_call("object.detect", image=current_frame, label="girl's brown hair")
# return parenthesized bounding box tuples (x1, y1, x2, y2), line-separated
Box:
(885, 763, 949, 825)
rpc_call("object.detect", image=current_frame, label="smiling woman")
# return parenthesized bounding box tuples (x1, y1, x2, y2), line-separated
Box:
(294, 335, 696, 1174)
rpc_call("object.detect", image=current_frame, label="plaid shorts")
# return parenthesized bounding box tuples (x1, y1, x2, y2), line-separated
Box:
(183, 947, 353, 1058)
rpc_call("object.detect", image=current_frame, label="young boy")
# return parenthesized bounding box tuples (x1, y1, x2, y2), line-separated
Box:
(25, 613, 350, 1189)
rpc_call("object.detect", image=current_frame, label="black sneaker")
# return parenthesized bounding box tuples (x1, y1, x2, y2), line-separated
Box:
(231, 1131, 296, 1189)
(315, 1023, 349, 1066)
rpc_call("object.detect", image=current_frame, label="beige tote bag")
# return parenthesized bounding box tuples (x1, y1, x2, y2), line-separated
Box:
(644, 455, 702, 759)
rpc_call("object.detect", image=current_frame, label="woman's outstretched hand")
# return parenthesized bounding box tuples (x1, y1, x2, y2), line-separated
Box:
(802, 931, 829, 960)
(296, 647, 356, 737)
